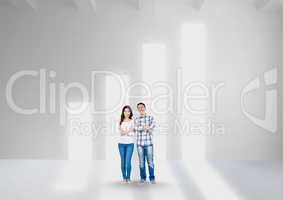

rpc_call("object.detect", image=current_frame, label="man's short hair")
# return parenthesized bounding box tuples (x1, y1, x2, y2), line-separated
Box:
(137, 102, 146, 108)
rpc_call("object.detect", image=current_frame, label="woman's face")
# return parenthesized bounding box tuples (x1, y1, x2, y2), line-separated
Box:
(123, 108, 131, 118)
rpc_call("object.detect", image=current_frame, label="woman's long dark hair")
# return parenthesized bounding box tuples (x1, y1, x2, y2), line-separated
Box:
(120, 105, 133, 125)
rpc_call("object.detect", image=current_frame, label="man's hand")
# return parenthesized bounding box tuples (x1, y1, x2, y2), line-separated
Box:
(144, 125, 150, 131)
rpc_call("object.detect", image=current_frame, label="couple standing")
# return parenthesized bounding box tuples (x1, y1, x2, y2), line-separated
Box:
(118, 102, 156, 184)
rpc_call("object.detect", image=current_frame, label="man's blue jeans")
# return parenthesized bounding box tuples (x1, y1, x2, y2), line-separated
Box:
(118, 143, 134, 180)
(137, 145, 155, 181)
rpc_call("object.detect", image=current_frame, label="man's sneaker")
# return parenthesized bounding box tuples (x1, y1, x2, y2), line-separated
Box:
(122, 179, 127, 184)
(150, 180, 156, 184)
(126, 179, 131, 184)
(139, 179, 146, 184)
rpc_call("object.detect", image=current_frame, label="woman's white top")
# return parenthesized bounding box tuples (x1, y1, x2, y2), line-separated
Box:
(118, 120, 135, 144)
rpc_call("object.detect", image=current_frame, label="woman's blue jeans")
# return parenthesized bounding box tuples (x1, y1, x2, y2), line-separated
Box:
(118, 143, 134, 180)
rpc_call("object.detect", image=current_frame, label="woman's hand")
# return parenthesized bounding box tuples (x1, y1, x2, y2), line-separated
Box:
(126, 128, 134, 136)
(120, 127, 134, 136)
(119, 127, 127, 136)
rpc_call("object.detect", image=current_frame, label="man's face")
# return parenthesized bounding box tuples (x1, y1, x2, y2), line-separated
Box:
(137, 104, 146, 115)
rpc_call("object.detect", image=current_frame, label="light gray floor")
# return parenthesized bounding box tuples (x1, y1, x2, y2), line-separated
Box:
(0, 160, 282, 200)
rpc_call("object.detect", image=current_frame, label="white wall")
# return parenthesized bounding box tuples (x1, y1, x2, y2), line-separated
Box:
(0, 0, 282, 160)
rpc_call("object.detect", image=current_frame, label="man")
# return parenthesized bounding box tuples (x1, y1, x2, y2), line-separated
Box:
(134, 102, 156, 184)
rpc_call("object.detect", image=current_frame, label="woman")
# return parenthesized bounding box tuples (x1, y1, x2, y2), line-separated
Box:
(118, 105, 135, 183)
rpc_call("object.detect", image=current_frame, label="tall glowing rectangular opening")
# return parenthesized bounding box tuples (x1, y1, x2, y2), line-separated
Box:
(180, 23, 207, 160)
(67, 102, 93, 161)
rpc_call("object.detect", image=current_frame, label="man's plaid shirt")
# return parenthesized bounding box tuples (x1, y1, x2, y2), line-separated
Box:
(134, 114, 155, 146)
